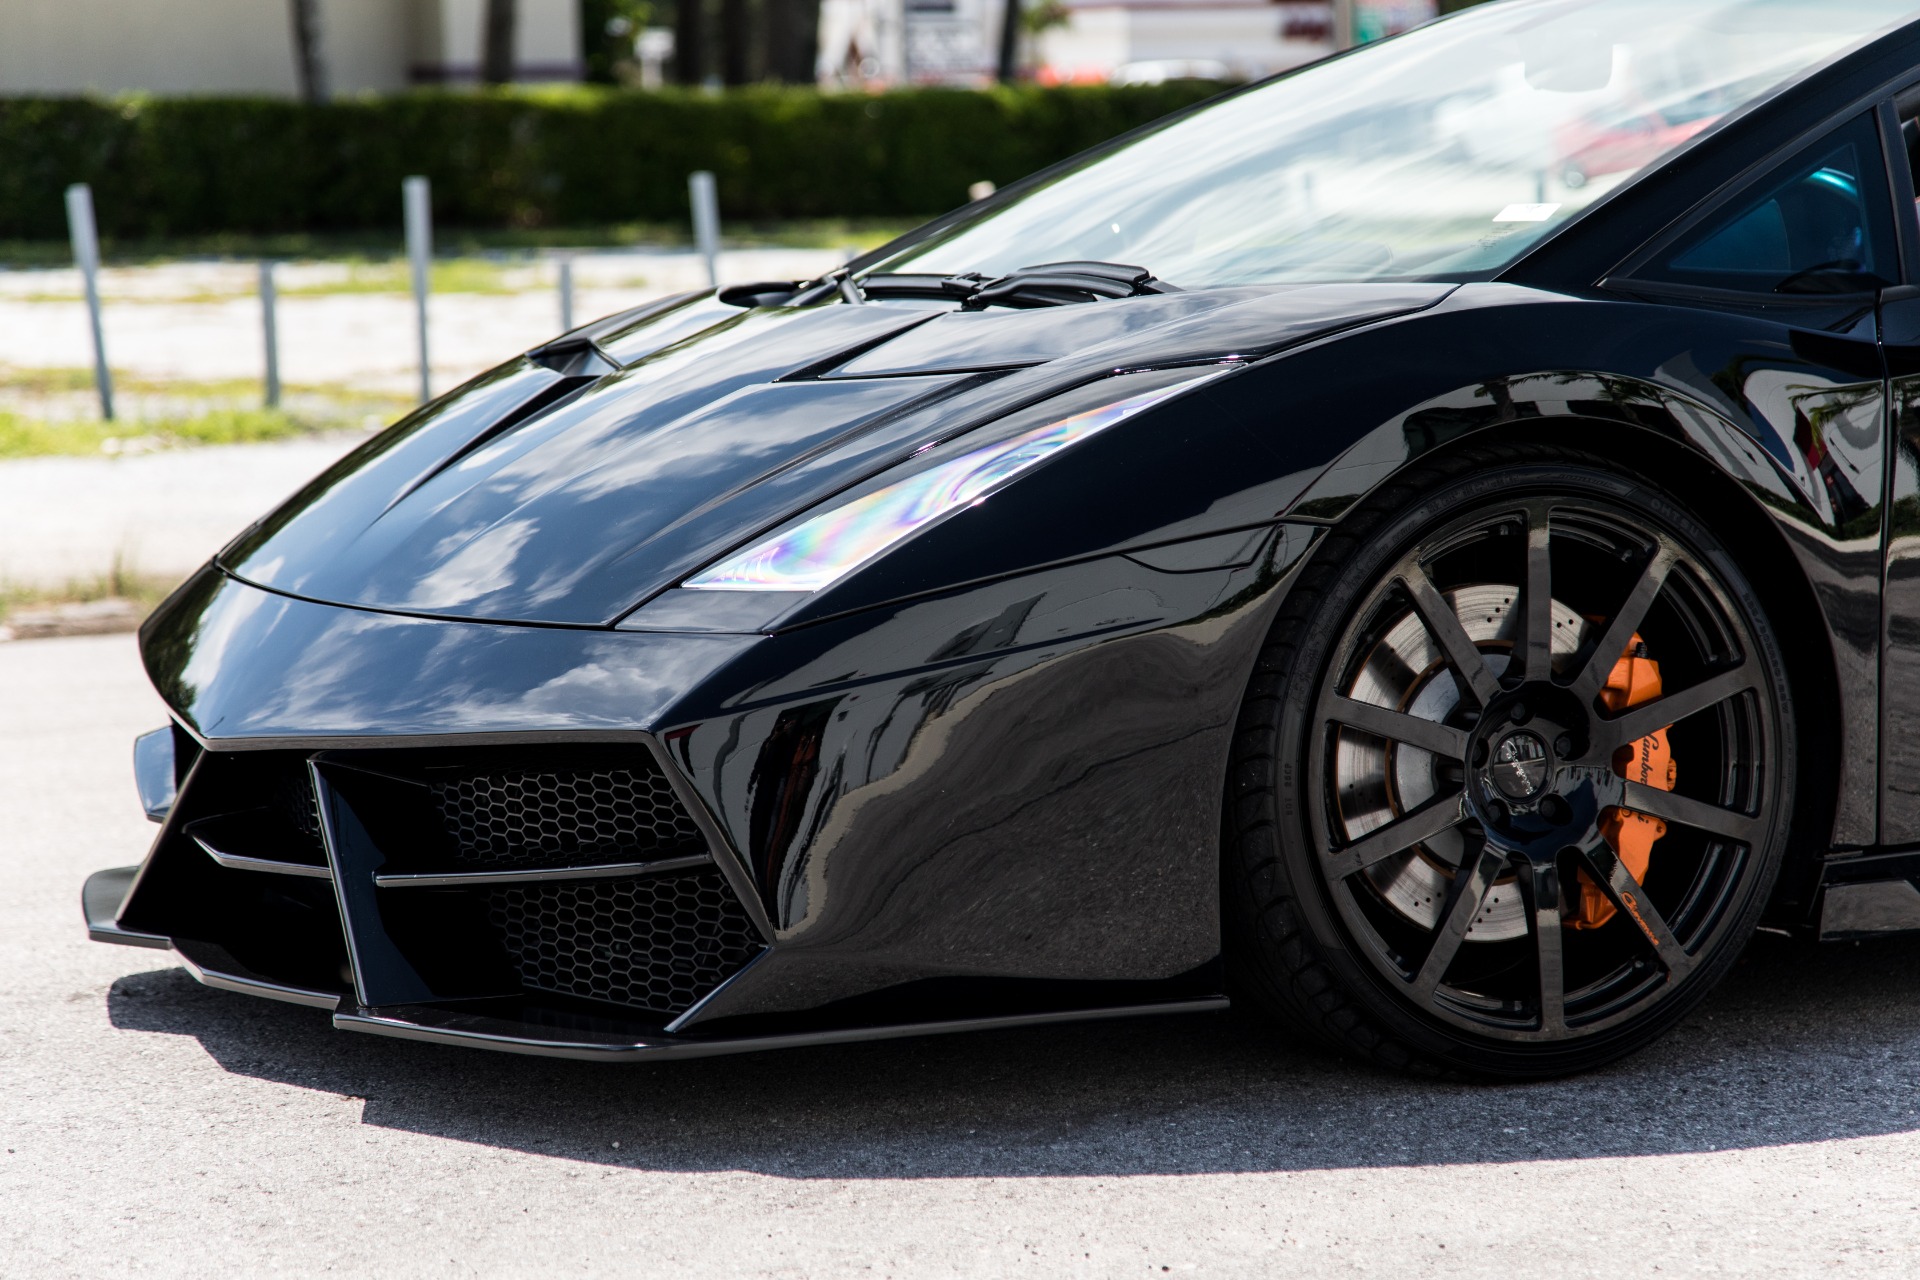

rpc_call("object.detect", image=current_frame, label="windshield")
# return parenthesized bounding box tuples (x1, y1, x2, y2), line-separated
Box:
(871, 0, 1920, 287)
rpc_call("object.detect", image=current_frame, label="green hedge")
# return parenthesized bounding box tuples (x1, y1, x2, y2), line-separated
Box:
(0, 84, 1225, 241)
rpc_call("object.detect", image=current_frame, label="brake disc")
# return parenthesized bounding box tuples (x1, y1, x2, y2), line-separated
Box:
(1333, 584, 1589, 943)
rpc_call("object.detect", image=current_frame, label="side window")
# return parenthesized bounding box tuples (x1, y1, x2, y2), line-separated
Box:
(1637, 114, 1896, 296)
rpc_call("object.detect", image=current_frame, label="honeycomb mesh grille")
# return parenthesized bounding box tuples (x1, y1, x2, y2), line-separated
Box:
(486, 871, 762, 1015)
(428, 759, 703, 872)
(273, 766, 323, 851)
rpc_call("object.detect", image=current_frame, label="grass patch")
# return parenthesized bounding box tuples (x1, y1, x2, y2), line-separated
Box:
(279, 258, 518, 297)
(0, 218, 917, 269)
(0, 564, 181, 624)
(6, 259, 524, 302)
(0, 406, 328, 458)
(0, 366, 287, 400)
(0, 366, 99, 395)
(0, 365, 412, 451)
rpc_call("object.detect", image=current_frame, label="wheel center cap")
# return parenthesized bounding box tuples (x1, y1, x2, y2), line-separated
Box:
(1490, 730, 1552, 800)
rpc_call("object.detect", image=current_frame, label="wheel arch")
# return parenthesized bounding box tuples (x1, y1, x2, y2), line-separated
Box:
(1283, 384, 1851, 926)
(1499, 418, 1839, 927)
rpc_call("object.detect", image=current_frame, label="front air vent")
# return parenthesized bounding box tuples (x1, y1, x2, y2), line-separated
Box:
(485, 870, 762, 1016)
(118, 748, 351, 999)
(426, 759, 704, 873)
(182, 753, 329, 873)
(273, 764, 325, 854)
(127, 740, 765, 1026)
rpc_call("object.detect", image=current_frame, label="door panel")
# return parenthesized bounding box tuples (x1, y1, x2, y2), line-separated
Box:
(1878, 289, 1920, 840)
(1615, 110, 1897, 846)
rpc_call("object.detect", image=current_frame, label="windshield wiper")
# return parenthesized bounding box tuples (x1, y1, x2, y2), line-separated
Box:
(856, 261, 1174, 309)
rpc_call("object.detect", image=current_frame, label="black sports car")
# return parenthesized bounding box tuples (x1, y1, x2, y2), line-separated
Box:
(84, 0, 1920, 1078)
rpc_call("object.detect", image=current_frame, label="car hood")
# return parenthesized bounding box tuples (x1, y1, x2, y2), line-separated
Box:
(220, 283, 1451, 626)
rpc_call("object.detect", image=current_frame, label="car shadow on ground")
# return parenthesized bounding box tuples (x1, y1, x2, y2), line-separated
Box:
(104, 931, 1920, 1177)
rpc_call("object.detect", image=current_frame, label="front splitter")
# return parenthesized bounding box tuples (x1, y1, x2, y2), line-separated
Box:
(333, 996, 1231, 1063)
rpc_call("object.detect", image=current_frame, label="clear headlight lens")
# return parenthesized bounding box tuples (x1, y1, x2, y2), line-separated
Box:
(683, 369, 1228, 593)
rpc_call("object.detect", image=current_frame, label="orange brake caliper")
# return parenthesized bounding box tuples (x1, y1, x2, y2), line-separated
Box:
(1570, 637, 1677, 930)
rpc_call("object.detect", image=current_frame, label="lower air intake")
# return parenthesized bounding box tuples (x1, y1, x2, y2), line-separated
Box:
(274, 765, 324, 853)
(486, 870, 761, 1016)
(429, 760, 702, 872)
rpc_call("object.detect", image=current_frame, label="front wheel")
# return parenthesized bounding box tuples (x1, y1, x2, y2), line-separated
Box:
(1226, 445, 1796, 1078)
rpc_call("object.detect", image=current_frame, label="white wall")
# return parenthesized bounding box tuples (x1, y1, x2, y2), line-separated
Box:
(323, 0, 416, 94)
(0, 0, 581, 97)
(413, 0, 583, 81)
(0, 0, 300, 95)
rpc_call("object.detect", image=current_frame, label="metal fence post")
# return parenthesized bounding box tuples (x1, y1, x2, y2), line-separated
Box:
(558, 255, 575, 332)
(688, 170, 720, 290)
(63, 183, 114, 422)
(403, 175, 433, 403)
(259, 260, 282, 408)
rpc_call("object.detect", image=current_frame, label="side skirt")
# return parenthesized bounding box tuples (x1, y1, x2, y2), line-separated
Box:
(1816, 849, 1920, 940)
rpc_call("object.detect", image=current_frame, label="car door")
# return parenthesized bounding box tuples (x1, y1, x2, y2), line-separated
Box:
(1610, 109, 1897, 848)
(1877, 89, 1920, 843)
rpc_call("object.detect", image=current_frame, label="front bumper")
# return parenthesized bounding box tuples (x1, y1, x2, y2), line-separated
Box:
(86, 865, 1224, 1060)
(95, 520, 1306, 1062)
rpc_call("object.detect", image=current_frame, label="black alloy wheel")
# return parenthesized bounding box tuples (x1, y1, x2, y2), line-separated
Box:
(1226, 443, 1796, 1078)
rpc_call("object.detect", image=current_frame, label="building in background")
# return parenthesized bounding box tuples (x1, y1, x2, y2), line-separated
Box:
(410, 0, 584, 83)
(0, 0, 581, 97)
(1350, 0, 1439, 43)
(817, 0, 1003, 85)
(1036, 0, 1325, 85)
(0, 0, 1439, 96)
(816, 0, 1435, 87)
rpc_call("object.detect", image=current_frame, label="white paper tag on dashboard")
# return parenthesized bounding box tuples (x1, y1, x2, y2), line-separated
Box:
(1493, 204, 1562, 223)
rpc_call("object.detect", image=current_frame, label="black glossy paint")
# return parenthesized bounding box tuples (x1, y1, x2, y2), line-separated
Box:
(666, 527, 1318, 1023)
(1269, 285, 1886, 844)
(89, 15, 1920, 1057)
(1882, 285, 1920, 838)
(220, 283, 1446, 628)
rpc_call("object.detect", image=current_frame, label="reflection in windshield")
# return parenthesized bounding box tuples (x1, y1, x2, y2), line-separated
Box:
(874, 0, 1920, 287)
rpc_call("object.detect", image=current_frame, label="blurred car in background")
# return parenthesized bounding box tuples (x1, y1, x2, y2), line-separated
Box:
(1108, 58, 1233, 85)
(1558, 102, 1719, 189)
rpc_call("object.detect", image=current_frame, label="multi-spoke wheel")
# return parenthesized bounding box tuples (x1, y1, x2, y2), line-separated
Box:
(1227, 445, 1795, 1078)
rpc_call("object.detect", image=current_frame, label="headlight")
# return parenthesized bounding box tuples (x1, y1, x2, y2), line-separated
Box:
(682, 368, 1230, 593)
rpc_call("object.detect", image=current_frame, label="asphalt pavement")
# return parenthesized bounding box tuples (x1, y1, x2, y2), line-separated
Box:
(5, 633, 1920, 1277)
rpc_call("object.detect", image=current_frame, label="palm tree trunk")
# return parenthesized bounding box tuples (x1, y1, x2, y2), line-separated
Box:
(766, 0, 820, 83)
(483, 0, 518, 85)
(996, 0, 1022, 83)
(674, 0, 707, 84)
(720, 0, 753, 85)
(288, 0, 327, 103)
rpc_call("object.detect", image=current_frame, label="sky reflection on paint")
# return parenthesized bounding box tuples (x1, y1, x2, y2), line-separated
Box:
(684, 374, 1222, 592)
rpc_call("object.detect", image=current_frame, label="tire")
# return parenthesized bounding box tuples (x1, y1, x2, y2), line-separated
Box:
(1225, 443, 1796, 1079)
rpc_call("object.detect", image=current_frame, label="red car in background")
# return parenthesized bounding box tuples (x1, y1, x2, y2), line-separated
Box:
(1558, 104, 1717, 188)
